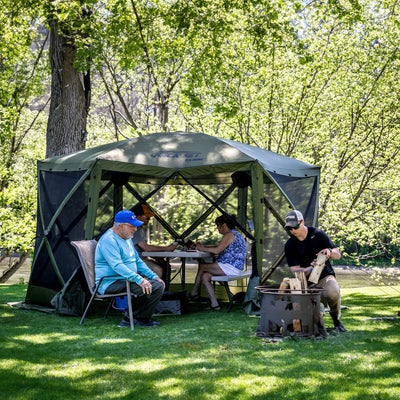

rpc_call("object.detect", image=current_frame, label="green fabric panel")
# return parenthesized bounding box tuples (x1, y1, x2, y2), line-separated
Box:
(25, 284, 58, 306)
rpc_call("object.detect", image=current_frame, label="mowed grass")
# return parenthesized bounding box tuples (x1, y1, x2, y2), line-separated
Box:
(1, 284, 399, 400)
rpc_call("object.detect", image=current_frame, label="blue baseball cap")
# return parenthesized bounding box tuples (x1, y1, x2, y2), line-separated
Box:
(114, 210, 143, 227)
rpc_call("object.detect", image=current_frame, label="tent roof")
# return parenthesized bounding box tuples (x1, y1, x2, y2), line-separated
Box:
(38, 131, 319, 178)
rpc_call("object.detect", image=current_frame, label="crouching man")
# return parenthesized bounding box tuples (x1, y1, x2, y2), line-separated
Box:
(284, 210, 347, 333)
(95, 210, 165, 327)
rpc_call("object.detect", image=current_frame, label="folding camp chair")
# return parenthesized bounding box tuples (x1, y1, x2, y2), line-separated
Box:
(71, 240, 136, 330)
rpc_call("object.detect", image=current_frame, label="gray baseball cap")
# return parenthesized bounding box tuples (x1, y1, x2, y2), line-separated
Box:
(285, 210, 304, 228)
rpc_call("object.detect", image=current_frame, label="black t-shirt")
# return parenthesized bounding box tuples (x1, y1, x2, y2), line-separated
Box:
(284, 226, 336, 281)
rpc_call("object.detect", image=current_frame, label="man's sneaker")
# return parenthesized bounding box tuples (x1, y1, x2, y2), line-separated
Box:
(118, 316, 131, 328)
(334, 321, 347, 333)
(118, 316, 160, 328)
(134, 318, 160, 327)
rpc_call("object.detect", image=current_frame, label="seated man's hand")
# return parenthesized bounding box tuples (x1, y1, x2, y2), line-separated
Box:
(154, 276, 165, 289)
(140, 279, 153, 294)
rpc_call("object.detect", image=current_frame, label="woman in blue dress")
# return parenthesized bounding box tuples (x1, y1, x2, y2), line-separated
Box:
(189, 215, 246, 310)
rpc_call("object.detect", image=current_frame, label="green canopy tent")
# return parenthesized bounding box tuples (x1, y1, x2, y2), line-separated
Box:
(25, 131, 320, 308)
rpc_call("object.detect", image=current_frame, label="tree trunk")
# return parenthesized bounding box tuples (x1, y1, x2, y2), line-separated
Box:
(46, 20, 90, 158)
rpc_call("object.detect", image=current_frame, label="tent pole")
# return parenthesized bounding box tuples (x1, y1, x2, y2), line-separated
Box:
(310, 175, 320, 226)
(86, 163, 102, 239)
(237, 186, 248, 229)
(113, 181, 123, 214)
(30, 168, 48, 273)
(251, 162, 264, 277)
(261, 251, 285, 284)
(43, 236, 65, 286)
(263, 196, 286, 227)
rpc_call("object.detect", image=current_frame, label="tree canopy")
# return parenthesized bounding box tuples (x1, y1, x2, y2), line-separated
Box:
(1, 0, 400, 265)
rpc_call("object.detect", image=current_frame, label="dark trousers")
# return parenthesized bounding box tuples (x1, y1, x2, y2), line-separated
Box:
(105, 279, 164, 319)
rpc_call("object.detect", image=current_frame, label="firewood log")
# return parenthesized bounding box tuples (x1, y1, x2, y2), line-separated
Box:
(278, 277, 290, 293)
(308, 253, 327, 284)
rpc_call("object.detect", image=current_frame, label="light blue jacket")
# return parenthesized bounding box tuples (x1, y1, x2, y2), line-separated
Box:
(95, 229, 158, 294)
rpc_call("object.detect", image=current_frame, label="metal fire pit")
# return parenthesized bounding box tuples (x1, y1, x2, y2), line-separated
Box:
(255, 286, 326, 338)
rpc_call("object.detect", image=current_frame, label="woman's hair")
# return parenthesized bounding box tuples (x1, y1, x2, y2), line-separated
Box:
(215, 215, 235, 229)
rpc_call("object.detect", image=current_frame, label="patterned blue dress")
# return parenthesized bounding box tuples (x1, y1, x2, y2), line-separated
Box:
(217, 229, 246, 271)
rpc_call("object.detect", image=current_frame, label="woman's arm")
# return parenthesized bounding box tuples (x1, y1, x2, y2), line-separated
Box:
(196, 232, 234, 255)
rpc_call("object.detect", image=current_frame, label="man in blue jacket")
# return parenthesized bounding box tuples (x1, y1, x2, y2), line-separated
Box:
(95, 210, 165, 327)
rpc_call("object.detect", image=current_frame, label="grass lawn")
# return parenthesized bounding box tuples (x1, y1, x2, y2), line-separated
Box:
(1, 284, 399, 400)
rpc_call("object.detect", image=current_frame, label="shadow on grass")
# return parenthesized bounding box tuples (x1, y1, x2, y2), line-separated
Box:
(1, 285, 399, 400)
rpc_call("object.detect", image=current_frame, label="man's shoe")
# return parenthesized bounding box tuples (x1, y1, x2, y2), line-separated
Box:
(134, 318, 160, 327)
(118, 315, 160, 327)
(118, 316, 132, 328)
(334, 321, 347, 332)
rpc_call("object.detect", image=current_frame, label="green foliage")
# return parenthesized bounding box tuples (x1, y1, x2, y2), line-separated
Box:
(174, 1, 400, 263)
(0, 3, 48, 252)
(291, 2, 400, 261)
(0, 119, 45, 251)
(2, 0, 400, 264)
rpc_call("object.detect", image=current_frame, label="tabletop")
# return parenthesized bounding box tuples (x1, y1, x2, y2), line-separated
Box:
(142, 250, 212, 291)
(142, 250, 211, 258)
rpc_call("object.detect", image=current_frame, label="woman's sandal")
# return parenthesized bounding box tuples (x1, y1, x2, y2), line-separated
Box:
(187, 293, 201, 302)
(207, 304, 221, 311)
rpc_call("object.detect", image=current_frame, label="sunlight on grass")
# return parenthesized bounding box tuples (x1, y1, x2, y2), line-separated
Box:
(379, 336, 400, 344)
(124, 360, 165, 373)
(2, 359, 66, 377)
(155, 373, 282, 398)
(15, 333, 82, 344)
(219, 373, 280, 392)
(96, 338, 132, 344)
(156, 378, 184, 397)
(0, 311, 14, 317)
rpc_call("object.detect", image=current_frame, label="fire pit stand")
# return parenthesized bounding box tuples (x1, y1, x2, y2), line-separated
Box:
(255, 287, 326, 339)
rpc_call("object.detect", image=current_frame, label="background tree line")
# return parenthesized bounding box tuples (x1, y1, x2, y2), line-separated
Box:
(1, 0, 400, 266)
